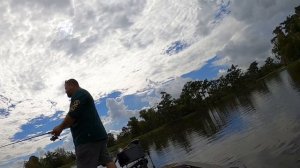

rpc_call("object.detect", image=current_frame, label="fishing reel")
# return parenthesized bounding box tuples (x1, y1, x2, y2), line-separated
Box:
(50, 135, 59, 141)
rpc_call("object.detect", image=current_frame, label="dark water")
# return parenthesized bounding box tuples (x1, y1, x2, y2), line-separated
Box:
(141, 62, 300, 168)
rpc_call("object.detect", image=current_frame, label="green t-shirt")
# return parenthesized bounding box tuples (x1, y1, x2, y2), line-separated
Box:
(68, 88, 107, 147)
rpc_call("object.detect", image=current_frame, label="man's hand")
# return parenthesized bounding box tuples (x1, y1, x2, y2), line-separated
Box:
(52, 125, 63, 136)
(51, 114, 75, 137)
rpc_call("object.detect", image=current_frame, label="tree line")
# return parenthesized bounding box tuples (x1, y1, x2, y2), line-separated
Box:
(24, 148, 75, 168)
(115, 57, 281, 143)
(271, 6, 300, 65)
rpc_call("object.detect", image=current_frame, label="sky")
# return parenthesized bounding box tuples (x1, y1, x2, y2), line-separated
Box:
(0, 0, 299, 167)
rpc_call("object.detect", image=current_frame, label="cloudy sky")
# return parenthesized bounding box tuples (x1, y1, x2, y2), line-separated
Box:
(0, 0, 299, 167)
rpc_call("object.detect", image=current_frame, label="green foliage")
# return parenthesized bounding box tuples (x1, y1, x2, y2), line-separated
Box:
(224, 64, 243, 89)
(24, 156, 41, 168)
(157, 92, 178, 121)
(271, 6, 300, 64)
(24, 148, 75, 168)
(139, 108, 160, 131)
(107, 133, 116, 147)
(247, 61, 259, 74)
(127, 117, 140, 136)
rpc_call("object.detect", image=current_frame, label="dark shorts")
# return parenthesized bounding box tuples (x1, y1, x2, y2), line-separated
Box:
(75, 139, 113, 168)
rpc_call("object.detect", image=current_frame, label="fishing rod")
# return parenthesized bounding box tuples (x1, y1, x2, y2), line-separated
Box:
(0, 131, 59, 149)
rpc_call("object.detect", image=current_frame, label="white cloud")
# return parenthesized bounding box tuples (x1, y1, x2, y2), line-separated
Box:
(61, 132, 75, 152)
(140, 77, 192, 107)
(103, 97, 138, 131)
(0, 0, 299, 165)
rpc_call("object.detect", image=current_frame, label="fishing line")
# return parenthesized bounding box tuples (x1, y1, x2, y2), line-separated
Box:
(0, 131, 59, 149)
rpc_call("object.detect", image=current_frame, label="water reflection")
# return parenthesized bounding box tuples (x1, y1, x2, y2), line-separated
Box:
(254, 80, 270, 95)
(139, 63, 300, 167)
(287, 61, 300, 92)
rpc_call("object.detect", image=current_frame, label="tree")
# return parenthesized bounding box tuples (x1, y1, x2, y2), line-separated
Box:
(271, 6, 300, 64)
(260, 57, 279, 75)
(225, 65, 242, 88)
(107, 133, 116, 147)
(24, 148, 75, 168)
(207, 79, 220, 98)
(139, 108, 160, 130)
(247, 61, 259, 75)
(24, 156, 41, 168)
(179, 81, 204, 113)
(157, 92, 178, 121)
(200, 79, 211, 99)
(116, 126, 131, 143)
(127, 117, 140, 136)
(265, 57, 274, 67)
(245, 61, 260, 81)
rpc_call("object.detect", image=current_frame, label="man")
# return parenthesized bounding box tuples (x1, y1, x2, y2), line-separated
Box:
(52, 79, 117, 168)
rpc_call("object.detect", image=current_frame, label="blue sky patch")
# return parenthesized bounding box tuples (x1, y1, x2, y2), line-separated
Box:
(95, 91, 122, 116)
(214, 0, 231, 22)
(0, 95, 17, 117)
(217, 110, 249, 139)
(0, 108, 9, 117)
(123, 94, 149, 111)
(12, 111, 64, 141)
(181, 56, 227, 80)
(95, 91, 150, 116)
(165, 40, 189, 55)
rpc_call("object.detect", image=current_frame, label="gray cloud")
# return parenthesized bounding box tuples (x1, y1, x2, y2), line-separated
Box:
(10, 0, 73, 14)
(194, 0, 220, 37)
(120, 28, 155, 49)
(217, 25, 272, 67)
(217, 0, 299, 67)
(47, 0, 147, 56)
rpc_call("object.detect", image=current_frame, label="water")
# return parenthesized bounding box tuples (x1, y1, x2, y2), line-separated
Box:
(140, 62, 300, 168)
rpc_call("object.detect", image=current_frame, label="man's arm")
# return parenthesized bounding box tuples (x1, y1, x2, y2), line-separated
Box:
(52, 114, 76, 136)
(52, 94, 85, 136)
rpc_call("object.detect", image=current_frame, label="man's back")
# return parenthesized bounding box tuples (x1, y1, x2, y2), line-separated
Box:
(68, 88, 107, 147)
